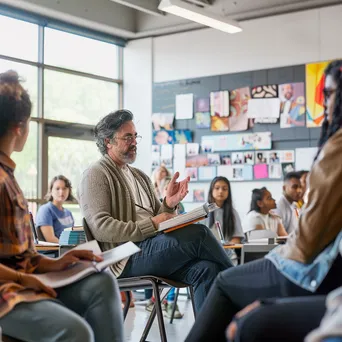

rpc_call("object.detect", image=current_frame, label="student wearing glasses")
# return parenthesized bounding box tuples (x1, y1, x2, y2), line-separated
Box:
(78, 110, 233, 314)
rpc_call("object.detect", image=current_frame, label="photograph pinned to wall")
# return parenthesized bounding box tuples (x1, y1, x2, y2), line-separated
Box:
(153, 130, 174, 145)
(243, 152, 254, 165)
(193, 189, 206, 202)
(152, 152, 160, 168)
(242, 165, 254, 180)
(152, 145, 160, 154)
(269, 164, 282, 179)
(251, 85, 278, 98)
(186, 155, 209, 168)
(211, 116, 229, 132)
(282, 162, 295, 177)
(268, 151, 281, 164)
(186, 143, 200, 156)
(255, 151, 268, 164)
(198, 166, 217, 181)
(174, 130, 193, 144)
(207, 153, 221, 166)
(247, 98, 280, 123)
(160, 144, 173, 159)
(201, 132, 272, 152)
(232, 165, 244, 181)
(195, 112, 211, 129)
(201, 139, 214, 153)
(281, 150, 295, 163)
(254, 164, 269, 179)
(229, 87, 250, 131)
(195, 97, 210, 112)
(210, 90, 229, 117)
(306, 61, 330, 127)
(232, 152, 244, 165)
(217, 165, 233, 179)
(279, 82, 306, 128)
(151, 113, 175, 130)
(220, 154, 232, 165)
(185, 167, 198, 181)
(175, 93, 193, 120)
(161, 158, 173, 168)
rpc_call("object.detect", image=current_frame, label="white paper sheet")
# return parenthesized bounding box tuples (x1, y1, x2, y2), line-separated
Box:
(161, 144, 173, 159)
(295, 147, 318, 171)
(176, 93, 194, 119)
(247, 98, 280, 119)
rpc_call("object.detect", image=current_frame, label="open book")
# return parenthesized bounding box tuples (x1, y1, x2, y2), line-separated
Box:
(158, 203, 219, 233)
(33, 241, 140, 288)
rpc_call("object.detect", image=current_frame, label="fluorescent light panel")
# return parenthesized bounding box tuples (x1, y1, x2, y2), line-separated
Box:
(158, 0, 242, 34)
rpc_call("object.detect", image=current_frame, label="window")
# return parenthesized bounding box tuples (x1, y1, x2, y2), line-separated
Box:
(12, 121, 38, 199)
(44, 28, 119, 78)
(0, 59, 38, 117)
(0, 14, 38, 62)
(48, 137, 101, 196)
(44, 70, 119, 124)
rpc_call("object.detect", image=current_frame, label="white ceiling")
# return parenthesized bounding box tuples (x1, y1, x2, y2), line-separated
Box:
(1, 0, 342, 40)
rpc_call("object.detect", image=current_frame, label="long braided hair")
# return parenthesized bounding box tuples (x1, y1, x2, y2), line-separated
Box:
(317, 60, 342, 156)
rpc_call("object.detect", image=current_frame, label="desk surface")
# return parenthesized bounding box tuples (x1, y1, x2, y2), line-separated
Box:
(223, 244, 243, 249)
(35, 245, 59, 251)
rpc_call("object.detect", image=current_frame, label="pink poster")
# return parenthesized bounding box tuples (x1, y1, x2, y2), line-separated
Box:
(253, 164, 268, 179)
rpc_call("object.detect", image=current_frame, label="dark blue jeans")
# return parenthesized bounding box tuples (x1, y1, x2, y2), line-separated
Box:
(119, 224, 233, 312)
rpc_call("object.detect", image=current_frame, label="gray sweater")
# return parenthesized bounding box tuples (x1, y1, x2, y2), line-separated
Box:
(78, 154, 175, 276)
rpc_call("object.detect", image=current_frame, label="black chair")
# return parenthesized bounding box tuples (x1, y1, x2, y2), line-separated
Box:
(82, 218, 196, 342)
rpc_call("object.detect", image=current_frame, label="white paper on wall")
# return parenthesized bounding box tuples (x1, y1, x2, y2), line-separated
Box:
(176, 93, 194, 119)
(295, 147, 318, 171)
(247, 98, 280, 119)
(160, 144, 173, 159)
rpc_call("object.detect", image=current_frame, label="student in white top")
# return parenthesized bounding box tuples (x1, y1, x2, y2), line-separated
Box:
(274, 171, 302, 234)
(243, 187, 288, 237)
(205, 177, 244, 265)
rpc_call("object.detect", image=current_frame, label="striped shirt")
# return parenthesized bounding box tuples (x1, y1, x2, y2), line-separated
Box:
(0, 152, 50, 318)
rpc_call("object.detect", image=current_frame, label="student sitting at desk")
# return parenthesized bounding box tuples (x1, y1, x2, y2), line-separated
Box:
(205, 176, 244, 265)
(242, 187, 288, 237)
(35, 175, 75, 243)
(0, 70, 123, 342)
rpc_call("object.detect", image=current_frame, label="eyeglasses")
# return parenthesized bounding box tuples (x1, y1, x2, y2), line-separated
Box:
(115, 135, 142, 145)
(323, 88, 337, 99)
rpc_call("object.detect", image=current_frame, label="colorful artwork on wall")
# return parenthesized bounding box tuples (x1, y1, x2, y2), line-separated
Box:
(306, 61, 330, 127)
(229, 87, 250, 131)
(251, 85, 278, 98)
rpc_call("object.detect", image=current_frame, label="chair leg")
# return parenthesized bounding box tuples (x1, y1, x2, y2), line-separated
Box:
(189, 286, 196, 319)
(123, 291, 131, 320)
(152, 281, 167, 342)
(140, 287, 170, 342)
(186, 287, 191, 299)
(169, 288, 180, 324)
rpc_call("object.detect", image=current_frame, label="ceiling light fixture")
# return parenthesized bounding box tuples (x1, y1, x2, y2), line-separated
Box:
(158, 0, 242, 34)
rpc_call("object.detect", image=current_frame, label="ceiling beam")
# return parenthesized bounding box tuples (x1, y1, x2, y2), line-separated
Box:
(109, 0, 163, 16)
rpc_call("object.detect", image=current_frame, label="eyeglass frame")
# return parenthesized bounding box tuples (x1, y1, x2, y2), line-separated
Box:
(113, 134, 142, 145)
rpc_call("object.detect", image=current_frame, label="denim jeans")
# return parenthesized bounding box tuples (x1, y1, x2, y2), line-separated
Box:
(119, 224, 233, 312)
(0, 272, 124, 342)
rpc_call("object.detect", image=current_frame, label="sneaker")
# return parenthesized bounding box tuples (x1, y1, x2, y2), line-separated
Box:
(145, 299, 154, 312)
(164, 303, 184, 319)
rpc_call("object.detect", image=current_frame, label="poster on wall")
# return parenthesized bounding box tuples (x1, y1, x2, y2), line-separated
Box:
(210, 90, 229, 132)
(306, 61, 330, 127)
(195, 98, 210, 112)
(247, 98, 280, 123)
(279, 82, 306, 128)
(175, 93, 193, 119)
(251, 85, 278, 98)
(152, 113, 175, 130)
(201, 132, 272, 152)
(174, 130, 193, 144)
(153, 130, 174, 145)
(195, 112, 211, 129)
(229, 87, 250, 131)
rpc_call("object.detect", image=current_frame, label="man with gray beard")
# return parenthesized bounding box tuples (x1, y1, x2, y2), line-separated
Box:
(78, 109, 233, 313)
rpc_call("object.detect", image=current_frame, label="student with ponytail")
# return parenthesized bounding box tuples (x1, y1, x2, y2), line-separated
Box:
(186, 59, 342, 342)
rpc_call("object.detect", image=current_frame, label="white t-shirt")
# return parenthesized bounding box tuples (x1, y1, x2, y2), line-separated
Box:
(121, 166, 154, 221)
(242, 210, 281, 235)
(273, 195, 298, 234)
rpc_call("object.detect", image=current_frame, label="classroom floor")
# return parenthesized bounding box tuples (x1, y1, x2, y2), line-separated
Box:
(125, 293, 194, 342)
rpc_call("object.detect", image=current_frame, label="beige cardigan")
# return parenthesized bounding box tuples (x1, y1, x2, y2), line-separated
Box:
(78, 154, 175, 277)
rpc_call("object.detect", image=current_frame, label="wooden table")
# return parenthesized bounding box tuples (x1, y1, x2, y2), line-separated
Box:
(223, 244, 243, 249)
(35, 245, 59, 252)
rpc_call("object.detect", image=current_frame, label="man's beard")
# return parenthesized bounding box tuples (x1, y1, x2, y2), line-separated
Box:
(121, 146, 137, 164)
